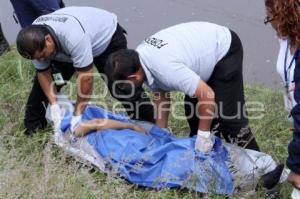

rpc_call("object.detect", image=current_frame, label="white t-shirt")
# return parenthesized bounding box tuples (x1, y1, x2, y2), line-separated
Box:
(136, 22, 231, 97)
(32, 6, 117, 70)
(276, 39, 296, 112)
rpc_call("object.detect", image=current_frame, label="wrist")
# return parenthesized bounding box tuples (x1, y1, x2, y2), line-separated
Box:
(72, 114, 82, 119)
(197, 130, 210, 138)
(50, 101, 58, 106)
(73, 109, 82, 116)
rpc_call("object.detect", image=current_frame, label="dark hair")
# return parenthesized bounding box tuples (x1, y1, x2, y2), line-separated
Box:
(104, 49, 141, 81)
(16, 25, 50, 59)
(265, 0, 300, 47)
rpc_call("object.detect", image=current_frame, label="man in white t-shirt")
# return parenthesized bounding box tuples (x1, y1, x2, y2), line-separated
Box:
(104, 22, 260, 152)
(16, 6, 154, 135)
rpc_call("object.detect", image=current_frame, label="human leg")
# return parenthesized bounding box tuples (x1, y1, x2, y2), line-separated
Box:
(10, 0, 63, 28)
(184, 95, 199, 137)
(0, 23, 9, 56)
(207, 30, 260, 151)
(28, 0, 63, 16)
(10, 0, 37, 27)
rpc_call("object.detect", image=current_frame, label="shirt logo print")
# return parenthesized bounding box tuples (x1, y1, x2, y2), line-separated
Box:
(145, 37, 168, 49)
(36, 16, 68, 23)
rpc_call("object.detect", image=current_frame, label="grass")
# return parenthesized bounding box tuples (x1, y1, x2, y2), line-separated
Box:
(0, 48, 294, 198)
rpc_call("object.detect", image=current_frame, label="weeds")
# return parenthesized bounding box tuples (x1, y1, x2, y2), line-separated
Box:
(0, 49, 293, 198)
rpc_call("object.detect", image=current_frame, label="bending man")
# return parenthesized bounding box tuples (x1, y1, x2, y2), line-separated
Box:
(104, 22, 260, 152)
(16, 6, 154, 135)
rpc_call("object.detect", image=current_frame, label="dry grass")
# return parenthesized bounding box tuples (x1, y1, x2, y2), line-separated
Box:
(0, 48, 294, 198)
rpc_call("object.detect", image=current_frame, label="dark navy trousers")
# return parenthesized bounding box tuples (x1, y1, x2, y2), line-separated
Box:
(10, 0, 64, 28)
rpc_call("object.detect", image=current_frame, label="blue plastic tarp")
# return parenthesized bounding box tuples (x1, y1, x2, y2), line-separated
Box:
(61, 105, 234, 195)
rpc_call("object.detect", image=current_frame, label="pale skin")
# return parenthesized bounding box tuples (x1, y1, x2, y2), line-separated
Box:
(266, 7, 300, 189)
(35, 34, 93, 116)
(288, 172, 300, 190)
(153, 91, 170, 128)
(73, 119, 147, 137)
(127, 64, 215, 133)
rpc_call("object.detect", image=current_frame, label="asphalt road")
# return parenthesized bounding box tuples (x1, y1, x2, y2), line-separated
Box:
(0, 0, 281, 89)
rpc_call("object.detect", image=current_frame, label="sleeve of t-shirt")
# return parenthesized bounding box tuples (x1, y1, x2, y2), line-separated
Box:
(32, 59, 51, 71)
(156, 62, 201, 97)
(69, 34, 93, 70)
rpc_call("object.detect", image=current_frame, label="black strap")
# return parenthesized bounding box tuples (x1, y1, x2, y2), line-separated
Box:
(284, 42, 296, 88)
(44, 25, 62, 52)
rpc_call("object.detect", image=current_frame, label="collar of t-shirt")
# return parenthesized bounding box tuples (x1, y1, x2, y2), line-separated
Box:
(45, 25, 62, 52)
(45, 25, 72, 63)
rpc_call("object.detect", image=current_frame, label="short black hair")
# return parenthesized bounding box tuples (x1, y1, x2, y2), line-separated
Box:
(16, 25, 50, 59)
(104, 49, 140, 81)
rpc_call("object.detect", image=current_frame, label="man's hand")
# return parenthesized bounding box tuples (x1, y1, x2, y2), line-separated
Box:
(70, 115, 82, 133)
(288, 171, 300, 189)
(195, 130, 214, 153)
(49, 104, 62, 130)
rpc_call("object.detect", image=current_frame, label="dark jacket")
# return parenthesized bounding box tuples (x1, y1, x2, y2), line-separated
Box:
(287, 48, 300, 173)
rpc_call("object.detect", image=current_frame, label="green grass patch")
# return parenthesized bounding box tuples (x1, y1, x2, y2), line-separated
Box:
(0, 49, 294, 198)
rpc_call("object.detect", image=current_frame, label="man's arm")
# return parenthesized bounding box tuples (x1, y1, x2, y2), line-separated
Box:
(74, 66, 93, 116)
(153, 91, 170, 128)
(193, 80, 215, 152)
(194, 80, 215, 131)
(37, 68, 57, 104)
(74, 119, 147, 137)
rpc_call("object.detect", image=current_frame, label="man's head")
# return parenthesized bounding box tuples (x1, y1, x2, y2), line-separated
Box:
(16, 25, 56, 61)
(104, 49, 145, 91)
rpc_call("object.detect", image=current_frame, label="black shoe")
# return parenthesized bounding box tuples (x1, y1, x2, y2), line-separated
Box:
(254, 164, 284, 199)
(254, 163, 284, 198)
(260, 164, 284, 190)
(24, 120, 47, 137)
